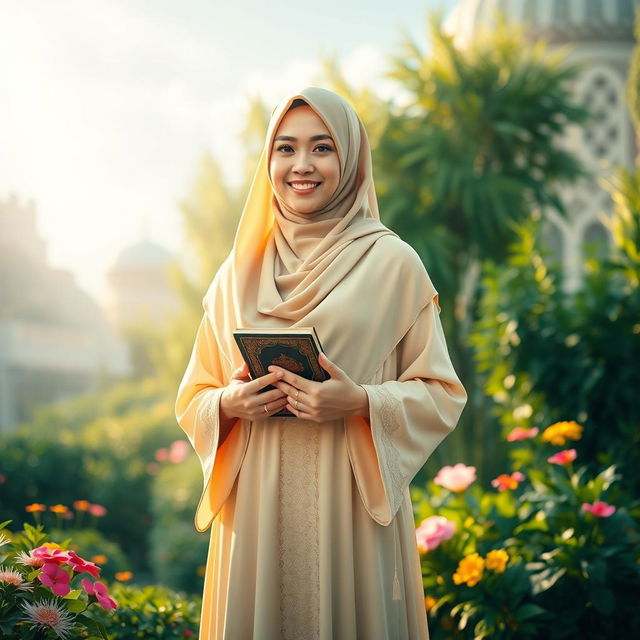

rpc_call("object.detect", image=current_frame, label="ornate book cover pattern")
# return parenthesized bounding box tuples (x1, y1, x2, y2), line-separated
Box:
(233, 331, 329, 418)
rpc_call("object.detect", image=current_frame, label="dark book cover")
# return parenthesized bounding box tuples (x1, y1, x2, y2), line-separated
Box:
(233, 327, 329, 417)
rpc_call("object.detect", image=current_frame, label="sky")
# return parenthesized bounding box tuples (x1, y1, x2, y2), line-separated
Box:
(0, 0, 458, 304)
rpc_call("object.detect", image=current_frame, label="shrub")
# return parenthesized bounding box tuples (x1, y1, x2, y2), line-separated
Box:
(414, 420, 640, 639)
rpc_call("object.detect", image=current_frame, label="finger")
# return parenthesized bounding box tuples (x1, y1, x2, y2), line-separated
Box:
(248, 370, 284, 393)
(254, 387, 287, 405)
(286, 401, 312, 420)
(267, 366, 312, 393)
(318, 352, 344, 379)
(262, 395, 289, 415)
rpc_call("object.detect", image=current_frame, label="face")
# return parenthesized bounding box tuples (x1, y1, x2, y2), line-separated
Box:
(269, 105, 340, 215)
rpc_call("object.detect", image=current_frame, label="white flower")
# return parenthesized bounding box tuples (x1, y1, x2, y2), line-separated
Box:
(0, 565, 30, 590)
(20, 598, 75, 639)
(0, 532, 10, 547)
(13, 550, 44, 567)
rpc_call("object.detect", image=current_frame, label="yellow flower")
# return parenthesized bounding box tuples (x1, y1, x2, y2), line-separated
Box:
(485, 549, 509, 573)
(424, 595, 437, 612)
(115, 571, 133, 581)
(452, 552, 484, 587)
(91, 555, 108, 565)
(41, 542, 62, 551)
(541, 421, 583, 446)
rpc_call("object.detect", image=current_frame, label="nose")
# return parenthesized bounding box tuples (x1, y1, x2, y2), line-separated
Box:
(292, 151, 314, 174)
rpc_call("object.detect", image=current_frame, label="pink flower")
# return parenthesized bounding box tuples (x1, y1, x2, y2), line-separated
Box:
(169, 440, 189, 463)
(547, 449, 577, 465)
(32, 547, 70, 566)
(433, 463, 477, 492)
(65, 550, 101, 578)
(582, 501, 616, 517)
(88, 504, 107, 517)
(81, 578, 118, 610)
(491, 471, 526, 492)
(155, 448, 169, 462)
(415, 516, 457, 553)
(38, 562, 70, 596)
(506, 427, 539, 441)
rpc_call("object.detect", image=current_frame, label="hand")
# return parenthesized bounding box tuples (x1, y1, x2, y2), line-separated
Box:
(269, 352, 369, 422)
(220, 362, 289, 421)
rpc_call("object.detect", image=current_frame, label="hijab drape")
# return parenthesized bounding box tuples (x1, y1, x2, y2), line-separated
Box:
(204, 86, 439, 386)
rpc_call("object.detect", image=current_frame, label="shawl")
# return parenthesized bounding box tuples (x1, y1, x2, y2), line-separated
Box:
(180, 86, 448, 532)
(203, 86, 440, 383)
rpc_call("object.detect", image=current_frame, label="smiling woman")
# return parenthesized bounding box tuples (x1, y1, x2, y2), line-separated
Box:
(269, 100, 341, 214)
(175, 86, 467, 640)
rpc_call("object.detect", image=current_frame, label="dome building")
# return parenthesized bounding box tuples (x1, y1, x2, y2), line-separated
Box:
(443, 0, 638, 291)
(105, 239, 181, 329)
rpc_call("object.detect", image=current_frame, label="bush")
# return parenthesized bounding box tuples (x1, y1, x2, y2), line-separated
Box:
(0, 520, 200, 639)
(414, 419, 640, 639)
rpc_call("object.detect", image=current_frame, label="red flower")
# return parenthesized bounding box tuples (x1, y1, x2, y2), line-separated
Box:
(491, 471, 525, 492)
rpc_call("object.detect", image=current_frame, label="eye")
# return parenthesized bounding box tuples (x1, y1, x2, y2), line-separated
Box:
(276, 144, 294, 153)
(314, 144, 333, 152)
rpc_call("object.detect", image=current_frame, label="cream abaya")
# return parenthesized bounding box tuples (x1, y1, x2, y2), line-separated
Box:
(175, 87, 468, 639)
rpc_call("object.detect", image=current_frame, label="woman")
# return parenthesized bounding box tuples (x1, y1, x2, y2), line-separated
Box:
(175, 86, 467, 640)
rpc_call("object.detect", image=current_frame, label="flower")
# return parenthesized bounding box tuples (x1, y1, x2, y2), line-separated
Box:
(415, 516, 457, 553)
(547, 449, 577, 465)
(506, 426, 539, 441)
(14, 550, 45, 568)
(0, 566, 33, 590)
(115, 571, 133, 581)
(491, 471, 525, 492)
(32, 546, 70, 566)
(91, 554, 108, 565)
(155, 447, 169, 462)
(452, 553, 484, 587)
(169, 439, 190, 463)
(89, 504, 107, 517)
(38, 562, 71, 597)
(433, 463, 477, 492)
(20, 598, 74, 640)
(73, 500, 91, 511)
(49, 504, 68, 514)
(541, 421, 583, 446)
(424, 595, 437, 612)
(81, 578, 118, 610)
(65, 550, 101, 578)
(485, 549, 509, 573)
(25, 503, 47, 513)
(582, 501, 616, 517)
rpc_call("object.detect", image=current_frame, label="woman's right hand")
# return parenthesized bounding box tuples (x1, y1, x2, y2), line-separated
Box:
(220, 362, 288, 422)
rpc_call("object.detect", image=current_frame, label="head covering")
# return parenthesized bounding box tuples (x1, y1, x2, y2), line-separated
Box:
(204, 87, 437, 384)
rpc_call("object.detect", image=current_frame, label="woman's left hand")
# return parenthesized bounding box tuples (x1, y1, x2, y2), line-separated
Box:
(269, 353, 369, 422)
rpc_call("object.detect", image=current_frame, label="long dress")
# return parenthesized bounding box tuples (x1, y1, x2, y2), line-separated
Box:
(175, 238, 468, 640)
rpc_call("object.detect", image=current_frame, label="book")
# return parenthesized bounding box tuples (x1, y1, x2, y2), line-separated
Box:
(233, 327, 329, 418)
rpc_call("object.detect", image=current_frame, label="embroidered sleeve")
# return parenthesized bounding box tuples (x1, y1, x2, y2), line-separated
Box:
(345, 299, 468, 526)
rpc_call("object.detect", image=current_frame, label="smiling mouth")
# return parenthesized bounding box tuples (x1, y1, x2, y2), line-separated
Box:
(288, 181, 321, 193)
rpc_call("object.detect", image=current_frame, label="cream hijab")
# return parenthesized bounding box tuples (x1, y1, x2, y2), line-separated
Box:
(204, 86, 438, 384)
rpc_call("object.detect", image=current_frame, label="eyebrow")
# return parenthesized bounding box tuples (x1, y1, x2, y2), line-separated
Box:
(274, 134, 334, 142)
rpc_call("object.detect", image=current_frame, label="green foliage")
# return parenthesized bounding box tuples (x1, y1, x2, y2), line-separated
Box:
(0, 521, 199, 639)
(0, 378, 182, 577)
(469, 166, 640, 494)
(626, 5, 640, 141)
(90, 583, 200, 639)
(148, 463, 207, 594)
(414, 422, 640, 639)
(379, 11, 590, 295)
